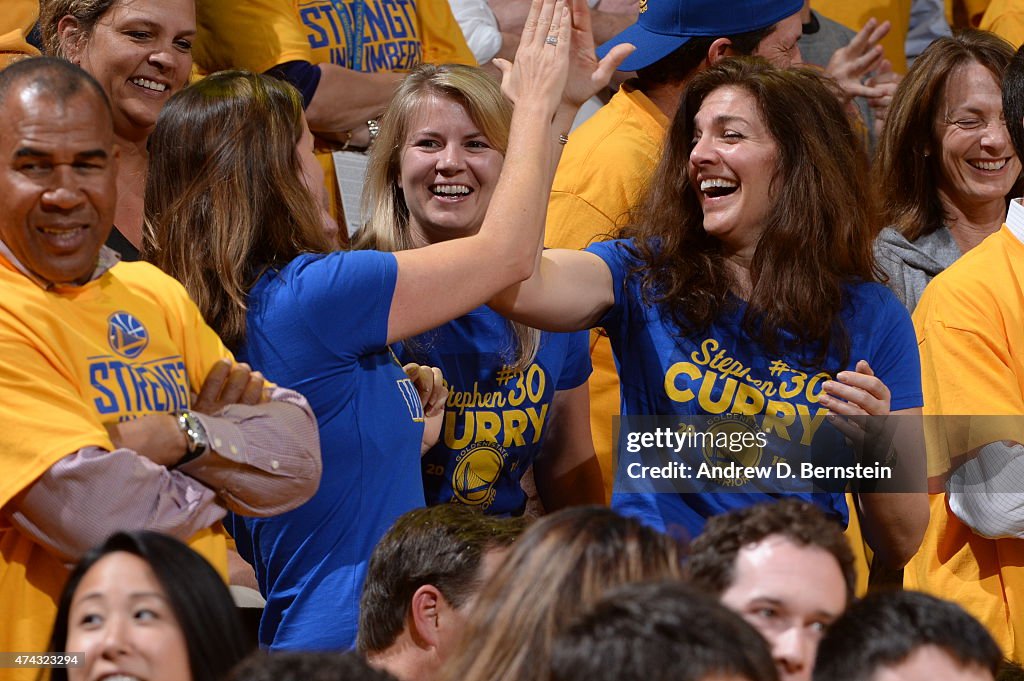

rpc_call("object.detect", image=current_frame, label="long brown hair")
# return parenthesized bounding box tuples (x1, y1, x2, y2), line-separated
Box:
(438, 507, 682, 681)
(354, 63, 540, 370)
(143, 70, 332, 350)
(876, 29, 1018, 242)
(625, 58, 876, 371)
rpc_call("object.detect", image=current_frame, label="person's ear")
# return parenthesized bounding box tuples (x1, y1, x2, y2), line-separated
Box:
(707, 38, 733, 65)
(57, 16, 86, 63)
(409, 584, 443, 648)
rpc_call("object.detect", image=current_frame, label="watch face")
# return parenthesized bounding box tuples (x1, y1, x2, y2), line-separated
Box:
(179, 411, 208, 454)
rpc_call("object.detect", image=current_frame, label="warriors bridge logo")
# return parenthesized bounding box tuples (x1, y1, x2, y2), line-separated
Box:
(107, 311, 149, 359)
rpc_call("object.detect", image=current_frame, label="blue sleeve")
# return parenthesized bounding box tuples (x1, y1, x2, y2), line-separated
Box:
(583, 238, 635, 336)
(290, 250, 399, 359)
(869, 288, 923, 411)
(266, 60, 322, 109)
(554, 330, 592, 391)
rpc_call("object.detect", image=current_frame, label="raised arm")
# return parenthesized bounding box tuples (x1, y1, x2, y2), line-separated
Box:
(385, 0, 632, 344)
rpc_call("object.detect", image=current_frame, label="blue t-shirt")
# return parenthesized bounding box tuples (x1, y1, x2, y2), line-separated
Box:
(586, 239, 923, 539)
(228, 251, 426, 651)
(399, 306, 591, 515)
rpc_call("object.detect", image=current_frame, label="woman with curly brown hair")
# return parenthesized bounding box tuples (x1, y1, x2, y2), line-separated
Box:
(490, 57, 927, 568)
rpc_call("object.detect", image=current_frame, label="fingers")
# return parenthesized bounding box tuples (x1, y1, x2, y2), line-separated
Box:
(593, 43, 636, 87)
(493, 57, 512, 77)
(194, 359, 266, 413)
(554, 0, 571, 58)
(845, 45, 884, 77)
(534, 0, 559, 48)
(521, 0, 545, 47)
(843, 81, 886, 99)
(404, 363, 449, 416)
(866, 19, 891, 47)
(826, 411, 866, 443)
(819, 360, 891, 417)
(571, 0, 592, 40)
(194, 359, 233, 411)
(847, 17, 890, 55)
(240, 371, 266, 405)
(425, 367, 448, 416)
(219, 362, 258, 405)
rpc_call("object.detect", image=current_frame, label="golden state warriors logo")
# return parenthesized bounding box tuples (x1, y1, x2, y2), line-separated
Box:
(107, 311, 149, 359)
(452, 441, 508, 509)
(701, 414, 764, 488)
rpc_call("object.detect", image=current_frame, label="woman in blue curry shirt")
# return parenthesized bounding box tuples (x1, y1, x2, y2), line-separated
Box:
(489, 58, 928, 569)
(355, 64, 603, 516)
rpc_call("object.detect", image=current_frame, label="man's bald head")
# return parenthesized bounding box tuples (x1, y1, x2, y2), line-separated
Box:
(0, 56, 112, 122)
(0, 56, 118, 285)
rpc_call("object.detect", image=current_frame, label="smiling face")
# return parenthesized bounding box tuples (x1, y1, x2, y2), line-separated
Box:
(0, 86, 117, 284)
(62, 0, 196, 140)
(398, 94, 505, 245)
(751, 11, 803, 67)
(689, 86, 779, 258)
(934, 60, 1020, 213)
(719, 536, 848, 681)
(67, 552, 191, 681)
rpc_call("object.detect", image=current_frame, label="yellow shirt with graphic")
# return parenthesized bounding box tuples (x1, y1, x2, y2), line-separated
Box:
(811, 0, 912, 73)
(0, 0, 39, 69)
(545, 84, 668, 503)
(194, 0, 474, 75)
(0, 257, 232, 666)
(192, 0, 474, 227)
(905, 226, 1024, 662)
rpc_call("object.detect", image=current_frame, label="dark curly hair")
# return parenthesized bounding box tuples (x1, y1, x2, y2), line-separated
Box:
(623, 57, 876, 372)
(685, 499, 856, 604)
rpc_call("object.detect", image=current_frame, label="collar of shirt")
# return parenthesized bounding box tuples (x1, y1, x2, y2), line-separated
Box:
(1007, 198, 1024, 245)
(0, 239, 121, 290)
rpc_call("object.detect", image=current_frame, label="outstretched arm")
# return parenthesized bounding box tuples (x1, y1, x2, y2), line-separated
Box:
(490, 249, 616, 332)
(386, 0, 633, 344)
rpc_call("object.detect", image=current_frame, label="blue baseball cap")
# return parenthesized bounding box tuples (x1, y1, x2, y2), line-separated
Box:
(597, 0, 804, 71)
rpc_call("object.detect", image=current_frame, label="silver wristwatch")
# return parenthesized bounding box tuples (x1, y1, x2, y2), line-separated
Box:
(174, 410, 209, 467)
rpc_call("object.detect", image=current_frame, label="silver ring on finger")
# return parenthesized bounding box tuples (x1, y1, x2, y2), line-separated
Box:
(545, 35, 558, 46)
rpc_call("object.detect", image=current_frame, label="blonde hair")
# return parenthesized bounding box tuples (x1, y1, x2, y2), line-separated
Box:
(438, 507, 683, 681)
(354, 63, 540, 369)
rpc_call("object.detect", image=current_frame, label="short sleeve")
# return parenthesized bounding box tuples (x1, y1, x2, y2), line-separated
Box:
(584, 238, 637, 336)
(290, 250, 398, 359)
(554, 330, 592, 391)
(0, 331, 112, 509)
(868, 288, 923, 411)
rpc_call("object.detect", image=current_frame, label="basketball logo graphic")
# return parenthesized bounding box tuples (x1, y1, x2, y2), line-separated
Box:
(452, 442, 506, 508)
(700, 414, 764, 488)
(107, 311, 149, 359)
